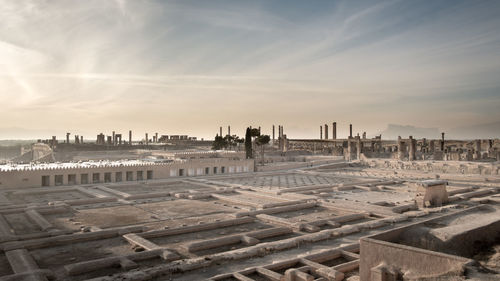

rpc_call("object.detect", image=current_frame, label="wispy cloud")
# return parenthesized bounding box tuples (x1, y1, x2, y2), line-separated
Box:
(0, 0, 499, 138)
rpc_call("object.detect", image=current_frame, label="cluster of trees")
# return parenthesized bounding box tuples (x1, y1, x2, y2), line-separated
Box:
(211, 127, 271, 165)
(211, 134, 244, 150)
(245, 127, 270, 164)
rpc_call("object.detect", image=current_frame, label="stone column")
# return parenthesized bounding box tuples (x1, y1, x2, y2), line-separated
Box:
(347, 137, 352, 161)
(475, 139, 481, 160)
(362, 132, 366, 139)
(332, 122, 337, 140)
(409, 136, 416, 161)
(155, 133, 158, 143)
(324, 124, 328, 140)
(320, 126, 323, 140)
(272, 125, 275, 142)
(112, 131, 116, 145)
(66, 133, 70, 144)
(220, 127, 222, 137)
(441, 132, 445, 151)
(349, 124, 353, 138)
(80, 136, 83, 144)
(356, 136, 362, 160)
(397, 136, 404, 160)
(129, 130, 132, 145)
(228, 126, 231, 136)
(145, 133, 148, 145)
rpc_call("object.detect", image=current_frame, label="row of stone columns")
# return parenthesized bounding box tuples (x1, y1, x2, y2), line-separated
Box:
(318, 122, 341, 140)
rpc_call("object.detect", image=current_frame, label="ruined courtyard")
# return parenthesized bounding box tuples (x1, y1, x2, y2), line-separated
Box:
(0, 149, 499, 281)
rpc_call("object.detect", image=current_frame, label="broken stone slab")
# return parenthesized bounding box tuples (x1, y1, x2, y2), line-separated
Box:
(332, 259, 359, 273)
(211, 193, 262, 208)
(391, 203, 417, 214)
(185, 227, 291, 252)
(233, 202, 317, 218)
(64, 256, 139, 276)
(126, 191, 172, 200)
(260, 200, 310, 209)
(284, 268, 314, 281)
(332, 225, 360, 236)
(2, 225, 144, 251)
(5, 249, 41, 273)
(0, 214, 16, 241)
(64, 197, 117, 206)
(457, 188, 494, 199)
(140, 217, 254, 239)
(300, 258, 345, 281)
(0, 270, 53, 281)
(122, 233, 177, 260)
(232, 272, 255, 281)
(255, 267, 283, 280)
(92, 186, 130, 198)
(24, 209, 54, 231)
(330, 213, 367, 224)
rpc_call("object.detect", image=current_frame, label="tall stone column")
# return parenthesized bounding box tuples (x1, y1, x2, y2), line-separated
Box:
(272, 125, 275, 141)
(219, 127, 222, 137)
(475, 140, 481, 160)
(332, 122, 337, 139)
(228, 126, 230, 136)
(129, 130, 132, 145)
(397, 136, 404, 160)
(320, 126, 323, 140)
(347, 137, 352, 161)
(409, 136, 416, 161)
(145, 133, 148, 145)
(441, 132, 445, 151)
(66, 133, 70, 144)
(324, 124, 328, 140)
(356, 136, 362, 160)
(112, 131, 116, 145)
(349, 124, 353, 138)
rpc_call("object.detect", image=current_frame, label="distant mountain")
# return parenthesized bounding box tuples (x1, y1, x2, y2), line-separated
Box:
(448, 121, 500, 139)
(379, 122, 500, 140)
(380, 124, 440, 139)
(0, 127, 62, 140)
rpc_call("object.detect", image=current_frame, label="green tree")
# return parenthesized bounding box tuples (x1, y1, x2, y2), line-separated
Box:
(256, 135, 271, 165)
(245, 128, 252, 158)
(212, 135, 227, 150)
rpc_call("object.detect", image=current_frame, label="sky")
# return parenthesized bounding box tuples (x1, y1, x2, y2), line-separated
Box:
(0, 0, 500, 140)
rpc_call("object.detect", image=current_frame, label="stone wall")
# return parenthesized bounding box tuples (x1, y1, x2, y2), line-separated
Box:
(0, 159, 254, 189)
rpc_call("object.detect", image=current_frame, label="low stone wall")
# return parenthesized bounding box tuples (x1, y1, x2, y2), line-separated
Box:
(256, 158, 343, 172)
(362, 158, 499, 175)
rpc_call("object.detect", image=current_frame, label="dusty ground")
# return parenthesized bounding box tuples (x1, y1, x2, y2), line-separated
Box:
(0, 161, 498, 281)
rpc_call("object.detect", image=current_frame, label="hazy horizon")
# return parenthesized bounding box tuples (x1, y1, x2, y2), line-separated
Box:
(1, 121, 499, 141)
(1, 0, 500, 140)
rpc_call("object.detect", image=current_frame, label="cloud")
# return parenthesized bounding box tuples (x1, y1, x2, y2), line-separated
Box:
(0, 0, 499, 139)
